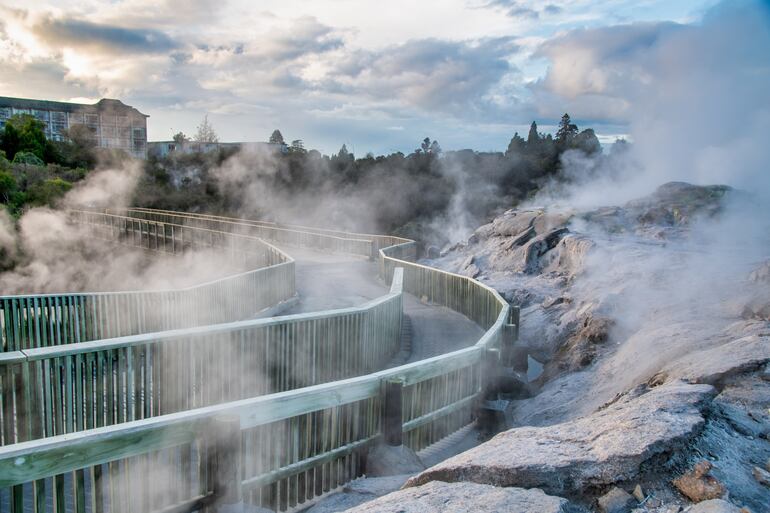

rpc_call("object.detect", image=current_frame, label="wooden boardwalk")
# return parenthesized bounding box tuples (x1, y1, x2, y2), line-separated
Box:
(0, 209, 516, 513)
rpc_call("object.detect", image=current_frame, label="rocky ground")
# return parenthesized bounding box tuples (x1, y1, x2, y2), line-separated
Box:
(304, 182, 770, 513)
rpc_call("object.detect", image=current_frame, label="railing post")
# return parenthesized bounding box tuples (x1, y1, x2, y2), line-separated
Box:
(502, 306, 524, 371)
(483, 348, 501, 396)
(509, 305, 520, 340)
(210, 415, 243, 513)
(383, 378, 404, 446)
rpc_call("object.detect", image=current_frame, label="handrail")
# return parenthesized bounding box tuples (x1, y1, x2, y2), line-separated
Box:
(0, 211, 296, 352)
(0, 268, 403, 446)
(108, 207, 380, 258)
(113, 207, 413, 247)
(0, 209, 514, 513)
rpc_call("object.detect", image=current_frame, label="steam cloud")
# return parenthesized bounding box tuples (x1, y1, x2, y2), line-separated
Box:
(0, 161, 241, 294)
(514, 0, 770, 416)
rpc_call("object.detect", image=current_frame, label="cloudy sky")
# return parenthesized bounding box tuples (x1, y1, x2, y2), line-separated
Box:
(0, 0, 764, 154)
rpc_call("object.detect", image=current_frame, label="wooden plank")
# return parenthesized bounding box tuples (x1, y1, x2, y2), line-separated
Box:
(241, 435, 377, 490)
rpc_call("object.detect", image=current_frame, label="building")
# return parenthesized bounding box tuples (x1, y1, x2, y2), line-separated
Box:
(148, 140, 288, 158)
(0, 96, 149, 159)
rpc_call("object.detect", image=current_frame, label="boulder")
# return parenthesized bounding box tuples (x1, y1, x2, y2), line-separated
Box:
(343, 481, 584, 513)
(405, 382, 715, 495)
(521, 228, 570, 274)
(597, 487, 635, 513)
(491, 209, 542, 237)
(655, 335, 770, 386)
(547, 315, 614, 374)
(672, 460, 726, 502)
(687, 499, 747, 513)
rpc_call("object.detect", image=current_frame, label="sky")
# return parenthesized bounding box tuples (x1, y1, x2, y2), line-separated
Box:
(0, 0, 760, 155)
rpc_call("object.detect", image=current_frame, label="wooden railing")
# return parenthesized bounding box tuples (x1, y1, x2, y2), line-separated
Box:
(0, 271, 403, 451)
(108, 208, 382, 259)
(1, 211, 295, 352)
(0, 209, 516, 513)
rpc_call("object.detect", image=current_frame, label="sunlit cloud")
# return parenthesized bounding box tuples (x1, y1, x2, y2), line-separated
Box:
(0, 0, 755, 154)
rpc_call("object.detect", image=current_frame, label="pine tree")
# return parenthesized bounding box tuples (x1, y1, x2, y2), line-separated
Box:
(269, 129, 285, 145)
(555, 113, 578, 145)
(526, 121, 540, 147)
(506, 132, 526, 156)
(337, 144, 350, 159)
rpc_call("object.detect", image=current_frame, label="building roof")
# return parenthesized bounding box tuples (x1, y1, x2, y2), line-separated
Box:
(0, 96, 149, 117)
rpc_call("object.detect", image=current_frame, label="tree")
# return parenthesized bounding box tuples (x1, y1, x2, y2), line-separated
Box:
(555, 113, 578, 145)
(58, 124, 97, 169)
(290, 139, 306, 153)
(12, 151, 44, 166)
(0, 170, 15, 204)
(506, 132, 526, 156)
(269, 129, 285, 145)
(420, 137, 431, 154)
(172, 132, 189, 144)
(1, 114, 53, 162)
(525, 121, 542, 154)
(194, 115, 219, 143)
(337, 144, 350, 159)
(429, 140, 442, 155)
(26, 177, 72, 207)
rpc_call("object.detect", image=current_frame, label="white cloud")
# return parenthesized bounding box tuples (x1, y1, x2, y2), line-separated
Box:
(0, 0, 763, 156)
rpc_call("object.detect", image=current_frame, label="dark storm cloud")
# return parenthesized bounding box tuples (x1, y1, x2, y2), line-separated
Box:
(33, 17, 178, 54)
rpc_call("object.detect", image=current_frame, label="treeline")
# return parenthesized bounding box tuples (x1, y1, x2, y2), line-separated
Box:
(0, 111, 604, 247)
(134, 113, 602, 246)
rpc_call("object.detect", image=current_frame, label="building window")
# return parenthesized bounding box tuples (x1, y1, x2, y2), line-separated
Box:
(51, 122, 67, 135)
(32, 109, 49, 121)
(69, 112, 85, 124)
(132, 127, 146, 139)
(118, 127, 131, 139)
(0, 108, 11, 120)
(85, 114, 99, 126)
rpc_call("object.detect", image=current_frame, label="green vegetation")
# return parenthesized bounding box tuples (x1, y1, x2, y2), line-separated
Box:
(0, 114, 96, 215)
(0, 110, 605, 249)
(133, 113, 603, 247)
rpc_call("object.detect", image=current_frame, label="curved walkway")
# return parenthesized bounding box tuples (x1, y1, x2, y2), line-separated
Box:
(276, 244, 483, 361)
(0, 211, 508, 513)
